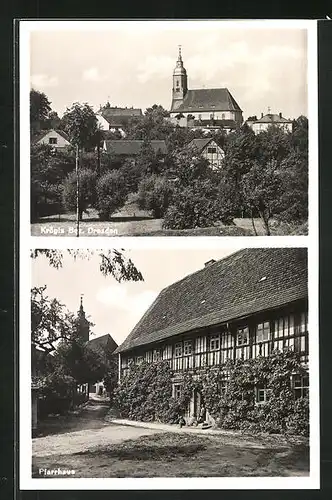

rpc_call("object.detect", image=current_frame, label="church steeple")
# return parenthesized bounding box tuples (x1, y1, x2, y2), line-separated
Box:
(172, 45, 188, 107)
(77, 294, 89, 342)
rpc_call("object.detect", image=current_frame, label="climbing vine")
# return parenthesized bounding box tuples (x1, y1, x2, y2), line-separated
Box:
(114, 350, 309, 435)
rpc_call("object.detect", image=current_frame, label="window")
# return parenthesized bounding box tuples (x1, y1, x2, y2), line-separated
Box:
(173, 384, 182, 399)
(256, 386, 270, 404)
(49, 137, 57, 144)
(207, 147, 217, 154)
(174, 342, 182, 358)
(209, 335, 220, 351)
(256, 322, 270, 342)
(183, 340, 193, 356)
(293, 374, 309, 399)
(198, 114, 202, 120)
(237, 327, 249, 346)
(153, 349, 161, 362)
(217, 379, 228, 393)
(221, 113, 225, 120)
(135, 356, 144, 365)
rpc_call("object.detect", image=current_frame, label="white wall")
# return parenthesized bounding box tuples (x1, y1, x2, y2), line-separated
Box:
(37, 130, 70, 148)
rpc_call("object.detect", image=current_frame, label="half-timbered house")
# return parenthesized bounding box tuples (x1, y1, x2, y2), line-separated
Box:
(115, 248, 308, 422)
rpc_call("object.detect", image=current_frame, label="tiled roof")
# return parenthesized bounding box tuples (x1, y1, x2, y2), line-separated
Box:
(171, 89, 242, 113)
(254, 114, 292, 124)
(101, 108, 142, 119)
(115, 248, 307, 354)
(87, 334, 118, 354)
(33, 129, 71, 144)
(103, 140, 167, 156)
(186, 138, 214, 153)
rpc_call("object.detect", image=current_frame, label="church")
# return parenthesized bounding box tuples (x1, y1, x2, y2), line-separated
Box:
(169, 47, 243, 133)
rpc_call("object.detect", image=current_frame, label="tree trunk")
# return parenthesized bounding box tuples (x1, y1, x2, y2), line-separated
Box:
(250, 209, 258, 236)
(258, 209, 271, 236)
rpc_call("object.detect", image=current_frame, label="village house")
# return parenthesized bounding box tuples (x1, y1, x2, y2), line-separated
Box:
(169, 47, 243, 134)
(97, 105, 143, 138)
(87, 334, 118, 395)
(186, 137, 225, 169)
(33, 129, 71, 149)
(115, 248, 308, 424)
(246, 111, 293, 134)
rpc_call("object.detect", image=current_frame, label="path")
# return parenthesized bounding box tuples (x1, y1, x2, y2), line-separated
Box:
(33, 399, 164, 458)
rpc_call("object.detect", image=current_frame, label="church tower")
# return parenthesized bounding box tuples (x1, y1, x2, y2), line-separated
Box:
(172, 46, 188, 110)
(77, 295, 90, 343)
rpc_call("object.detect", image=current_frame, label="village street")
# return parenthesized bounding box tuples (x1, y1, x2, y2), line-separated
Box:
(32, 397, 309, 478)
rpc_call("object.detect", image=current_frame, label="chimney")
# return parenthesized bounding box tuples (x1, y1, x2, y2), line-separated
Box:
(279, 112, 282, 118)
(204, 259, 216, 268)
(261, 112, 263, 118)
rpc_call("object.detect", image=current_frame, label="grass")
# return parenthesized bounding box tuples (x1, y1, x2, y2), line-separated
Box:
(32, 431, 309, 478)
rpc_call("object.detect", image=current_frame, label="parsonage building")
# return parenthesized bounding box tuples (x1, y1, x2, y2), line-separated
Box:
(115, 248, 308, 423)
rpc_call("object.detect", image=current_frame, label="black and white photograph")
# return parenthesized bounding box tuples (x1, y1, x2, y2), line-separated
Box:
(21, 20, 313, 237)
(21, 246, 318, 487)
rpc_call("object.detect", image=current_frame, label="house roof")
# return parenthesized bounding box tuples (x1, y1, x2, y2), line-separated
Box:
(103, 140, 167, 156)
(115, 248, 307, 354)
(254, 114, 292, 124)
(101, 107, 143, 118)
(87, 334, 118, 354)
(171, 89, 242, 113)
(33, 129, 71, 144)
(186, 138, 224, 154)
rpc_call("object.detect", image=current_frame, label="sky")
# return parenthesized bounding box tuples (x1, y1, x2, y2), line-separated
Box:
(29, 21, 308, 120)
(31, 248, 238, 347)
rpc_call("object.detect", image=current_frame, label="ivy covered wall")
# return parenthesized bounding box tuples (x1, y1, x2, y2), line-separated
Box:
(114, 350, 309, 436)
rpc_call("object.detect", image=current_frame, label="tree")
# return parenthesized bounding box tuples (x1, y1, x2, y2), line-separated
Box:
(30, 144, 76, 220)
(31, 249, 144, 282)
(126, 104, 173, 140)
(31, 286, 82, 353)
(61, 102, 99, 151)
(137, 175, 174, 218)
(242, 160, 283, 235)
(62, 167, 97, 220)
(95, 170, 128, 220)
(30, 89, 52, 135)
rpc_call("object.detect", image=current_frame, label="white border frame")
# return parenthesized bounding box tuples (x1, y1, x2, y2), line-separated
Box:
(19, 19, 319, 490)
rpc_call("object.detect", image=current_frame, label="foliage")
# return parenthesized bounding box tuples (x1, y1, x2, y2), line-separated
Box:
(115, 350, 308, 436)
(114, 361, 173, 422)
(31, 286, 80, 353)
(30, 89, 52, 135)
(30, 144, 76, 220)
(126, 104, 172, 140)
(137, 175, 174, 218)
(95, 170, 128, 220)
(62, 167, 97, 220)
(61, 102, 99, 150)
(30, 249, 144, 282)
(163, 179, 234, 229)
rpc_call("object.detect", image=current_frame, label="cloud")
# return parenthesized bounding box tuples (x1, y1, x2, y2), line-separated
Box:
(30, 74, 59, 88)
(137, 55, 174, 83)
(96, 285, 158, 316)
(82, 67, 108, 82)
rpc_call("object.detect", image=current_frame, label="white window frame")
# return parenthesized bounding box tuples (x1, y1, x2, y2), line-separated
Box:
(173, 383, 182, 399)
(293, 374, 309, 399)
(209, 334, 220, 351)
(183, 340, 193, 356)
(237, 327, 249, 346)
(256, 322, 270, 343)
(255, 386, 270, 405)
(174, 342, 182, 358)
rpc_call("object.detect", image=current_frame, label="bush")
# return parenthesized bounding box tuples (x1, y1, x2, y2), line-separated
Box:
(163, 180, 234, 230)
(137, 175, 174, 218)
(95, 170, 128, 220)
(62, 167, 97, 220)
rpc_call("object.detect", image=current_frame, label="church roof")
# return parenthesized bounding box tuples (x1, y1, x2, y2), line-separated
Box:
(103, 140, 167, 156)
(115, 248, 307, 354)
(171, 88, 242, 113)
(87, 334, 118, 354)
